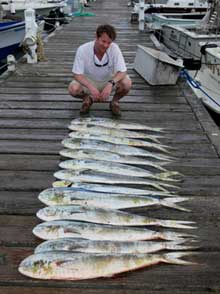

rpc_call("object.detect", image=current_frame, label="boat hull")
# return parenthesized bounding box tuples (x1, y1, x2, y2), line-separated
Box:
(1, 1, 66, 17)
(0, 21, 25, 61)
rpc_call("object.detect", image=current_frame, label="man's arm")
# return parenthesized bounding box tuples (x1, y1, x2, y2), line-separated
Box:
(100, 71, 127, 100)
(73, 73, 101, 101)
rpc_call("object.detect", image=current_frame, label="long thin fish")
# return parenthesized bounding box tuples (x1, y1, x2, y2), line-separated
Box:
(36, 205, 195, 229)
(62, 138, 174, 161)
(59, 149, 168, 171)
(59, 159, 181, 182)
(34, 238, 195, 254)
(19, 251, 196, 280)
(54, 170, 179, 192)
(50, 184, 175, 196)
(68, 132, 171, 154)
(68, 124, 162, 143)
(71, 117, 164, 132)
(38, 188, 189, 211)
(33, 220, 194, 241)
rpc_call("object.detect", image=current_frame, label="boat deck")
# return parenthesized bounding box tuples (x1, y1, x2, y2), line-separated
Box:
(0, 0, 220, 293)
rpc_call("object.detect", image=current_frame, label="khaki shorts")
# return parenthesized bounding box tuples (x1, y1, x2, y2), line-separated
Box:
(69, 74, 130, 94)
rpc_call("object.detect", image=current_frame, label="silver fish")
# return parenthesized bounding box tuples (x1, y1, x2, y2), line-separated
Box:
(33, 220, 194, 241)
(19, 251, 195, 280)
(38, 188, 189, 211)
(68, 132, 171, 154)
(54, 170, 179, 192)
(62, 138, 173, 161)
(59, 149, 168, 171)
(36, 205, 195, 229)
(50, 184, 175, 196)
(34, 238, 195, 254)
(59, 159, 181, 182)
(71, 117, 164, 132)
(68, 124, 162, 143)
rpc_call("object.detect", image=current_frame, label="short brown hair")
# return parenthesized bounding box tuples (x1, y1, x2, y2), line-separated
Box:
(96, 24, 117, 41)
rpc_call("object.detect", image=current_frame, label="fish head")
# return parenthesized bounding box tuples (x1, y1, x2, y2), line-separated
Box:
(36, 207, 59, 222)
(19, 255, 53, 278)
(38, 189, 51, 204)
(32, 222, 60, 239)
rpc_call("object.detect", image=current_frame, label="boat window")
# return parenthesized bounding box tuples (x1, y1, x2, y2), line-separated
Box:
(174, 3, 180, 5)
(188, 3, 194, 5)
(188, 42, 191, 47)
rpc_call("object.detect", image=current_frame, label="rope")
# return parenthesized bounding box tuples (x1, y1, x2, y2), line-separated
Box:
(180, 68, 220, 108)
(36, 32, 48, 62)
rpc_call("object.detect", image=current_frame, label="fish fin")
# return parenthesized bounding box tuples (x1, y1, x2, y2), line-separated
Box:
(162, 251, 198, 265)
(161, 197, 190, 212)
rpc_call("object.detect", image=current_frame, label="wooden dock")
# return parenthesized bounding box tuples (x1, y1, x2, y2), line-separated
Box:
(0, 0, 220, 292)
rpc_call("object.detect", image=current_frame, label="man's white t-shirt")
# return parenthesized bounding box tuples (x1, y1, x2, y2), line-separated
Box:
(72, 41, 127, 82)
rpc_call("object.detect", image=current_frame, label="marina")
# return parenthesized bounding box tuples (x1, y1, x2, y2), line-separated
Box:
(0, 0, 220, 292)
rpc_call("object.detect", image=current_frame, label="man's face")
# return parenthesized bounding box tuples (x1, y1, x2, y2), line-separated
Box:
(95, 33, 112, 54)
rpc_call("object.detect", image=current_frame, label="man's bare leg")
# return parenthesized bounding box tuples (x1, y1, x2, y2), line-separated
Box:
(110, 76, 132, 116)
(68, 81, 93, 114)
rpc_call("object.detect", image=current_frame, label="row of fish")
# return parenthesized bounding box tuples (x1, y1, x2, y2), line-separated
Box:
(19, 117, 197, 280)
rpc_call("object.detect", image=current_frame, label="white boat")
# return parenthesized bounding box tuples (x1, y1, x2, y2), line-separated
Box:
(0, 0, 67, 17)
(156, 0, 220, 113)
(133, 0, 208, 14)
(182, 44, 220, 113)
(0, 17, 25, 61)
(145, 11, 208, 30)
(160, 24, 220, 60)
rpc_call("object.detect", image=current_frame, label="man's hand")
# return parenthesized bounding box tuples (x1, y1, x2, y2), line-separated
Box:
(88, 85, 101, 102)
(100, 83, 112, 101)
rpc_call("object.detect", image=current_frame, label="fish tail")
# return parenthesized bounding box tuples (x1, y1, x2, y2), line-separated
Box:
(161, 231, 197, 241)
(152, 164, 168, 172)
(151, 127, 165, 133)
(147, 136, 162, 144)
(161, 197, 190, 212)
(155, 171, 182, 182)
(162, 251, 198, 265)
(151, 183, 170, 192)
(155, 145, 171, 154)
(159, 182, 180, 190)
(165, 241, 199, 251)
(160, 220, 197, 229)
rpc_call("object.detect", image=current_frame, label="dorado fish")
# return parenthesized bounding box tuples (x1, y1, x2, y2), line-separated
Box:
(59, 159, 181, 182)
(19, 251, 195, 280)
(62, 138, 174, 161)
(68, 132, 171, 154)
(34, 238, 195, 254)
(33, 220, 194, 241)
(68, 124, 162, 143)
(36, 205, 195, 229)
(38, 188, 189, 211)
(59, 149, 168, 171)
(50, 184, 175, 196)
(71, 117, 164, 132)
(54, 170, 179, 192)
